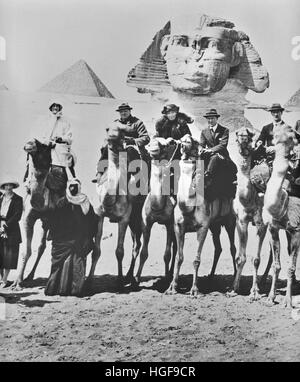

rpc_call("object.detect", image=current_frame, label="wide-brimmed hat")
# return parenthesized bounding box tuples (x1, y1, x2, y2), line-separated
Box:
(116, 103, 132, 112)
(0, 178, 19, 189)
(203, 109, 220, 118)
(268, 103, 285, 113)
(49, 103, 63, 111)
(162, 104, 180, 114)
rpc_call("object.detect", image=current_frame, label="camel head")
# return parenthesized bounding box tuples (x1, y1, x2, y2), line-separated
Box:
(106, 123, 125, 152)
(24, 139, 38, 154)
(24, 139, 52, 171)
(180, 134, 199, 160)
(147, 137, 178, 161)
(272, 126, 297, 150)
(235, 127, 255, 157)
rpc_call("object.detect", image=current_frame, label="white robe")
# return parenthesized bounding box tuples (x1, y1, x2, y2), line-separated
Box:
(35, 112, 73, 167)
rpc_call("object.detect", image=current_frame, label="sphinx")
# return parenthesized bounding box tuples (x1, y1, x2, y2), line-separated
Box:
(127, 13, 269, 130)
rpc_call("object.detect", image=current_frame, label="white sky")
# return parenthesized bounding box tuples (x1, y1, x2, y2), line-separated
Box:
(0, 0, 299, 104)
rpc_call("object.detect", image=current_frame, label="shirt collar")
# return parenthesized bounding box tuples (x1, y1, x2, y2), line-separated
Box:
(210, 123, 218, 132)
(273, 120, 284, 126)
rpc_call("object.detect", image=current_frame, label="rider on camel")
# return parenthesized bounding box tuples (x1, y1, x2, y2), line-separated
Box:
(93, 103, 150, 184)
(199, 108, 237, 200)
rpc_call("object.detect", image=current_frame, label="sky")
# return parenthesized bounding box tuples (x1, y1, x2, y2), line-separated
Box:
(0, 0, 300, 104)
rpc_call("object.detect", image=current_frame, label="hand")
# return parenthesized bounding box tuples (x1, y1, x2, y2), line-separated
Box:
(166, 137, 175, 144)
(256, 140, 263, 147)
(266, 146, 275, 154)
(124, 137, 135, 145)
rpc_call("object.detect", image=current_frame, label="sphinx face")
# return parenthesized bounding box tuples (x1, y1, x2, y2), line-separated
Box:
(162, 27, 241, 95)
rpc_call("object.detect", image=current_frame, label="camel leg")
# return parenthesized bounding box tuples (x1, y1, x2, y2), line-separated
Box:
(284, 231, 300, 308)
(190, 226, 209, 297)
(208, 224, 222, 280)
(249, 224, 267, 301)
(87, 216, 104, 283)
(169, 229, 177, 279)
(115, 220, 129, 288)
(24, 227, 48, 282)
(267, 226, 281, 305)
(11, 208, 39, 290)
(224, 215, 237, 277)
(260, 244, 273, 286)
(164, 223, 173, 279)
(231, 219, 248, 295)
(125, 219, 142, 284)
(134, 219, 153, 285)
(165, 222, 185, 295)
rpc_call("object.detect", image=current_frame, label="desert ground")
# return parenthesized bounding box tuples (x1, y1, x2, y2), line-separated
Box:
(0, 91, 300, 362)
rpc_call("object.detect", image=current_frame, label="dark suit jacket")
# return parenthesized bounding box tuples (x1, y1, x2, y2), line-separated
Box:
(199, 124, 229, 158)
(155, 114, 192, 140)
(0, 193, 23, 244)
(114, 115, 150, 148)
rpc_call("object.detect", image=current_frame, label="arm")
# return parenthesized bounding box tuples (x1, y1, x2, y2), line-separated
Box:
(256, 126, 267, 146)
(60, 120, 73, 145)
(199, 130, 207, 149)
(181, 123, 192, 137)
(154, 117, 165, 138)
(5, 196, 23, 228)
(134, 120, 150, 147)
(210, 128, 229, 154)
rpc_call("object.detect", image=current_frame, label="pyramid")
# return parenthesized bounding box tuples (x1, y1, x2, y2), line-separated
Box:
(39, 59, 114, 98)
(0, 84, 8, 91)
(285, 88, 300, 109)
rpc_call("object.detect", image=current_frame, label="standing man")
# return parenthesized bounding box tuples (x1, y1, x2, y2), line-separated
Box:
(199, 108, 237, 199)
(94, 103, 150, 182)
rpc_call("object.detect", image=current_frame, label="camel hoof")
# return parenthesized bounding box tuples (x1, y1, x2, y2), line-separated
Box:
(130, 278, 140, 291)
(249, 289, 261, 302)
(189, 287, 201, 298)
(123, 274, 134, 286)
(9, 282, 23, 291)
(165, 285, 178, 295)
(226, 290, 238, 298)
(282, 298, 293, 309)
(266, 295, 276, 306)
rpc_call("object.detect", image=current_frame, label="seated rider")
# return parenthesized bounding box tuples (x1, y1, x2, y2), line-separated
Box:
(199, 108, 237, 200)
(154, 103, 194, 199)
(93, 103, 150, 183)
(24, 102, 75, 189)
(254, 103, 300, 191)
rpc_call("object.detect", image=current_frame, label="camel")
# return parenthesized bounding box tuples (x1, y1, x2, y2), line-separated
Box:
(262, 127, 300, 308)
(134, 137, 177, 285)
(231, 128, 272, 300)
(87, 124, 145, 287)
(166, 134, 237, 296)
(11, 139, 65, 289)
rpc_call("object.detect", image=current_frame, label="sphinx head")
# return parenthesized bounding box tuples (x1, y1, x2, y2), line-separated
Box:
(127, 14, 269, 96)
